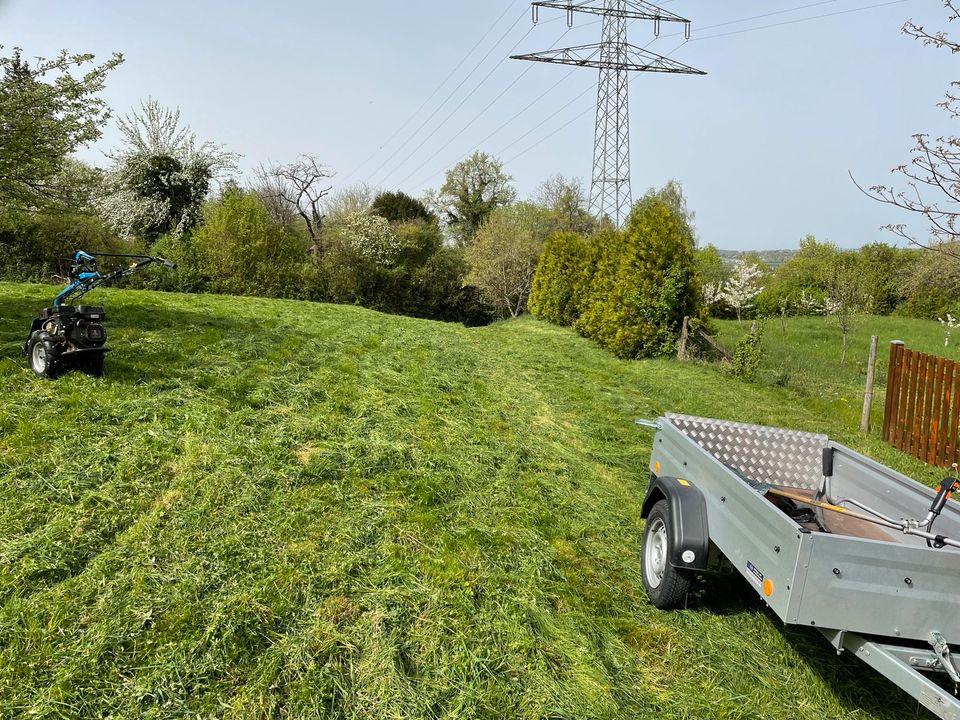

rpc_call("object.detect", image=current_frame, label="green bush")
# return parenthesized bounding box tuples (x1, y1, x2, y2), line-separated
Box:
(731, 320, 766, 381)
(0, 209, 126, 281)
(131, 232, 207, 294)
(370, 191, 436, 225)
(575, 197, 702, 359)
(528, 231, 596, 326)
(310, 217, 491, 326)
(410, 246, 492, 326)
(193, 188, 308, 299)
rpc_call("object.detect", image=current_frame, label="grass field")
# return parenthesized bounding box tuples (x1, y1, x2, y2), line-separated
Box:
(715, 314, 955, 431)
(0, 282, 947, 719)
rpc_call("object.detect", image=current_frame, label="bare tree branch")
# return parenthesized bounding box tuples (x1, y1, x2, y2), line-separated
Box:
(857, 2, 960, 259)
(256, 155, 334, 255)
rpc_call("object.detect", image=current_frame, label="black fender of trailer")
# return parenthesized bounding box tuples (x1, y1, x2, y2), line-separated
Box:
(641, 475, 710, 571)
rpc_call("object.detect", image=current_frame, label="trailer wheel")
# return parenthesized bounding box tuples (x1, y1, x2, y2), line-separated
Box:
(642, 499, 693, 609)
(26, 332, 61, 379)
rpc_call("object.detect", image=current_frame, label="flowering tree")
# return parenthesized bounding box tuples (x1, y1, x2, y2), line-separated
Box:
(97, 99, 238, 241)
(702, 281, 725, 313)
(0, 46, 122, 210)
(338, 212, 401, 266)
(719, 261, 764, 322)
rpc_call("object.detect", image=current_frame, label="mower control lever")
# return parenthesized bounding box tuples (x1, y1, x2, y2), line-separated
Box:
(930, 478, 960, 519)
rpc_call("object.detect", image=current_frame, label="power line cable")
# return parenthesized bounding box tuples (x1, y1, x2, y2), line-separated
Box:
(659, 0, 841, 39)
(376, 20, 545, 187)
(689, 0, 910, 42)
(340, 0, 519, 184)
(395, 25, 579, 188)
(366, 7, 532, 186)
(501, 0, 912, 167)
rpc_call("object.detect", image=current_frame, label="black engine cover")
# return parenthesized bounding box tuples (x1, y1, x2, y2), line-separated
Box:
(76, 306, 105, 320)
(69, 321, 107, 347)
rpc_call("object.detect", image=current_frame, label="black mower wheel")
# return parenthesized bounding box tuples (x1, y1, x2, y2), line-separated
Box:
(26, 331, 61, 379)
(641, 499, 693, 610)
(79, 353, 105, 378)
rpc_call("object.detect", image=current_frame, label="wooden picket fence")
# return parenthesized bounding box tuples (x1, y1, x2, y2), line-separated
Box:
(883, 342, 960, 468)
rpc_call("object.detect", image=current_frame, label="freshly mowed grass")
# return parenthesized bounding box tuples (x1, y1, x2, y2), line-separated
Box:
(0, 282, 943, 719)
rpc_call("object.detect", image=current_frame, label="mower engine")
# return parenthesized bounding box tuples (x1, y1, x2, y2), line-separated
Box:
(25, 305, 109, 377)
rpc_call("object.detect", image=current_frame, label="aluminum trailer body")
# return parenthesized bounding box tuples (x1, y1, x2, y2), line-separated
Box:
(643, 414, 960, 720)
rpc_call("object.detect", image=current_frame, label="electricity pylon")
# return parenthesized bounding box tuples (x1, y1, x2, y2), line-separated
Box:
(512, 1, 705, 226)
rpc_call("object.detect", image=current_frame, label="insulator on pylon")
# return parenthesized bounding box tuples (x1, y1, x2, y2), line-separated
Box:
(685, 22, 691, 40)
(567, 8, 574, 27)
(654, 18, 661, 37)
(532, 5, 539, 24)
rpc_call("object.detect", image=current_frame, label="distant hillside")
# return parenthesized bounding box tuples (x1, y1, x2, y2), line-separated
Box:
(718, 249, 797, 269)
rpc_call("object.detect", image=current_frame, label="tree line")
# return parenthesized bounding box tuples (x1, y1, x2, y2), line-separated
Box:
(3, 5, 959, 360)
(0, 46, 596, 327)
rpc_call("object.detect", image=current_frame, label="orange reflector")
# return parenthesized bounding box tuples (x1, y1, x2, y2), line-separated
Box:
(654, 462, 661, 474)
(763, 579, 774, 597)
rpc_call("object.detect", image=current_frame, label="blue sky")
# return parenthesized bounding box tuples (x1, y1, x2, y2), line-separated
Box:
(1, 0, 955, 250)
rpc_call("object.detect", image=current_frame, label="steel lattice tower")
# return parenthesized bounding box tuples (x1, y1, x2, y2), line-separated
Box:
(512, 1, 706, 226)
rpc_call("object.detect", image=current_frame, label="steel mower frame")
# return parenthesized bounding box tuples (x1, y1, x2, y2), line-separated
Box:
(22, 250, 176, 378)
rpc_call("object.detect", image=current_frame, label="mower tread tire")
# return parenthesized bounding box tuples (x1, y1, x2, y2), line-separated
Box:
(27, 331, 62, 379)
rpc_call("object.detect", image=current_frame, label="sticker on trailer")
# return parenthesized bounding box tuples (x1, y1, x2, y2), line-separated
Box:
(746, 561, 765, 589)
(920, 688, 959, 720)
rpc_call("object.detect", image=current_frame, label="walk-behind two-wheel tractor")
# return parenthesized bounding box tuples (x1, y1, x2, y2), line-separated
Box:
(22, 250, 175, 379)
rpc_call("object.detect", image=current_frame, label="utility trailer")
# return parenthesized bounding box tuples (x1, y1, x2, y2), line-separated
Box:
(639, 414, 960, 720)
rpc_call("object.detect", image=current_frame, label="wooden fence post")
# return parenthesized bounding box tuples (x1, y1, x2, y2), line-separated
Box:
(861, 335, 879, 433)
(677, 316, 690, 361)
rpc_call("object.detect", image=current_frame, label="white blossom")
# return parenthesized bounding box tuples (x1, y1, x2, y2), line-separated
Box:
(719, 261, 764, 321)
(702, 281, 725, 308)
(939, 313, 959, 347)
(339, 212, 401, 266)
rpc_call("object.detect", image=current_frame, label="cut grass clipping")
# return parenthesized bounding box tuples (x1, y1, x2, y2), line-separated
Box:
(0, 282, 945, 719)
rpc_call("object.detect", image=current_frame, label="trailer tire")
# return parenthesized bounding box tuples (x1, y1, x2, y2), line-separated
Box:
(642, 499, 693, 610)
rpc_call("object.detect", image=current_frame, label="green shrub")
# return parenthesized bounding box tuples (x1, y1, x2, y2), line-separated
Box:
(731, 320, 766, 381)
(896, 247, 960, 320)
(394, 220, 443, 270)
(410, 246, 492, 326)
(0, 209, 127, 281)
(132, 232, 207, 294)
(193, 188, 308, 298)
(528, 231, 596, 326)
(575, 197, 702, 359)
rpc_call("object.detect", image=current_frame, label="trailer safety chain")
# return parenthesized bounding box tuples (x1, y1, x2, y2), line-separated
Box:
(931, 632, 960, 690)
